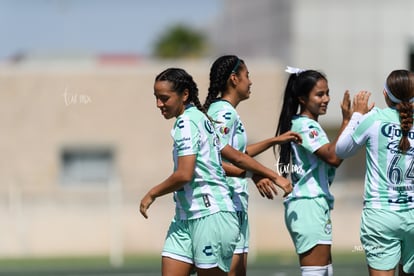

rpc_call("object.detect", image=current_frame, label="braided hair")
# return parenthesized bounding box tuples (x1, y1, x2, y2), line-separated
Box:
(203, 55, 245, 111)
(274, 70, 327, 176)
(385, 70, 414, 153)
(155, 67, 207, 114)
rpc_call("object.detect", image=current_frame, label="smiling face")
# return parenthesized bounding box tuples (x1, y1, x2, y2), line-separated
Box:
(154, 80, 188, 119)
(299, 78, 330, 121)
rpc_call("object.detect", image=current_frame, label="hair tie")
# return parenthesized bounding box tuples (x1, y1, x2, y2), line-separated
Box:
(285, 66, 306, 76)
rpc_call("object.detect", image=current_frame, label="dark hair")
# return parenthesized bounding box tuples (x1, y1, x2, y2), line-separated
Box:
(386, 69, 414, 153)
(155, 67, 206, 113)
(203, 55, 245, 110)
(274, 70, 327, 175)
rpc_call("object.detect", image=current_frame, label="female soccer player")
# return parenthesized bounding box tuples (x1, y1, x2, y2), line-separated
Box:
(204, 55, 301, 276)
(336, 69, 414, 276)
(275, 67, 351, 276)
(140, 67, 292, 276)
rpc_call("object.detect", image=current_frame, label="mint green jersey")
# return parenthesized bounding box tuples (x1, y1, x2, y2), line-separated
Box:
(171, 105, 235, 220)
(208, 100, 248, 211)
(286, 115, 336, 209)
(352, 107, 414, 211)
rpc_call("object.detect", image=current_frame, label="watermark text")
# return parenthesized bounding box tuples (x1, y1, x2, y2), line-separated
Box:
(63, 87, 92, 106)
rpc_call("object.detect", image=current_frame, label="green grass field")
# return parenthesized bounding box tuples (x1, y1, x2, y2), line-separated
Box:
(0, 251, 368, 276)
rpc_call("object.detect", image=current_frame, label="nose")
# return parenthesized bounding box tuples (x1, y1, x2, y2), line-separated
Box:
(156, 98, 163, 108)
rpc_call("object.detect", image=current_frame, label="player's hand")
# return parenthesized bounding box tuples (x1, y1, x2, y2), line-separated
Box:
(140, 192, 156, 219)
(340, 90, 352, 121)
(353, 90, 374, 114)
(274, 176, 293, 198)
(252, 175, 278, 199)
(274, 131, 302, 145)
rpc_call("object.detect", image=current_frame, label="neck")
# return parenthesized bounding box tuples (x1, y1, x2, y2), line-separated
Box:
(221, 95, 240, 108)
(300, 111, 318, 121)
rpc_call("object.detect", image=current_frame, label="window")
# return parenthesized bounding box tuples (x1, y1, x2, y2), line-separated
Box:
(60, 147, 114, 186)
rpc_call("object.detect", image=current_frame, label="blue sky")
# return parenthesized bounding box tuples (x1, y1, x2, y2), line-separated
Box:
(0, 0, 221, 59)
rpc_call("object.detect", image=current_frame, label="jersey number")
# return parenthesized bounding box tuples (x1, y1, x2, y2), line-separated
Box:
(387, 155, 414, 184)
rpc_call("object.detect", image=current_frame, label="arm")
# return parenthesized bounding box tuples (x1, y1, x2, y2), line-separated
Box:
(336, 112, 363, 158)
(251, 174, 279, 199)
(246, 131, 302, 157)
(314, 90, 353, 167)
(336, 90, 374, 158)
(221, 161, 278, 199)
(221, 161, 245, 177)
(220, 144, 292, 197)
(139, 154, 196, 219)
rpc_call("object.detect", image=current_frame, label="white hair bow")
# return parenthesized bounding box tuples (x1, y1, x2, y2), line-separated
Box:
(285, 66, 306, 75)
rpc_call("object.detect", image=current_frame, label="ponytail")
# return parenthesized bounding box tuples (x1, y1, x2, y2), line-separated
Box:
(274, 74, 300, 175)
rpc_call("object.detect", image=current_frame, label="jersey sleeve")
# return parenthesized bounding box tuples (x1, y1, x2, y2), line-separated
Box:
(352, 108, 380, 145)
(294, 120, 329, 153)
(336, 112, 364, 158)
(172, 117, 199, 157)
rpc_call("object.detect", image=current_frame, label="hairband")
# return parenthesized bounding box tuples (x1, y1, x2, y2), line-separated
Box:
(231, 59, 241, 73)
(384, 82, 414, 103)
(285, 66, 306, 75)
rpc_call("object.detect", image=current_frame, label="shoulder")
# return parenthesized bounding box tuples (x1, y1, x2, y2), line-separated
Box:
(359, 107, 397, 126)
(208, 101, 238, 121)
(209, 100, 236, 113)
(175, 107, 203, 128)
(292, 116, 323, 132)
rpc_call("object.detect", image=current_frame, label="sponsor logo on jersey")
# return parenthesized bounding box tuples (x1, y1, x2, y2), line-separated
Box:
(381, 123, 414, 154)
(176, 119, 184, 129)
(381, 123, 414, 139)
(202, 245, 213, 256)
(204, 119, 214, 134)
(222, 112, 232, 120)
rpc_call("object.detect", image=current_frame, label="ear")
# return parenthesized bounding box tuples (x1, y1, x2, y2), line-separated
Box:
(298, 96, 306, 106)
(182, 89, 190, 103)
(229, 73, 239, 87)
(383, 90, 392, 107)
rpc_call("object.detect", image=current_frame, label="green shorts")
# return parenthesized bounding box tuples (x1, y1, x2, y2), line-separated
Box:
(162, 211, 239, 272)
(284, 197, 332, 254)
(360, 208, 414, 273)
(234, 211, 249, 254)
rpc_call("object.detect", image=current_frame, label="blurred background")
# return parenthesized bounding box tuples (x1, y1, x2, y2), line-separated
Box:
(1, 0, 414, 271)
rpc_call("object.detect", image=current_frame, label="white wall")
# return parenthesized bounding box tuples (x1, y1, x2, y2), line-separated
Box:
(292, 0, 414, 124)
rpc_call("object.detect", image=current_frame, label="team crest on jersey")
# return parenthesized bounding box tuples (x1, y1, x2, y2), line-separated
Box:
(308, 125, 319, 139)
(219, 126, 230, 135)
(324, 218, 332, 234)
